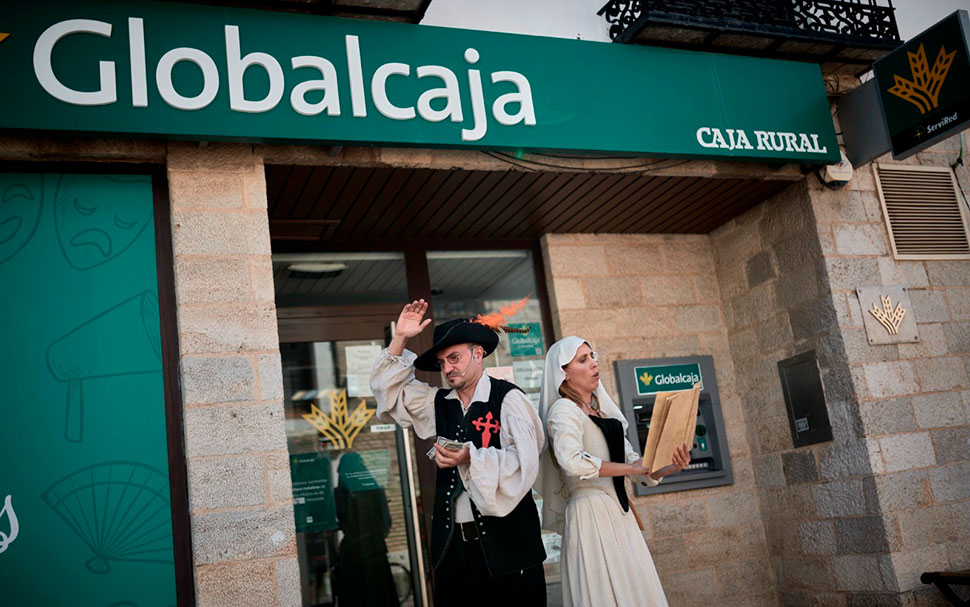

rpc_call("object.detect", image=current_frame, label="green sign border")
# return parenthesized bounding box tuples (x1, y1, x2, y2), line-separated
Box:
(634, 362, 703, 396)
(0, 0, 839, 163)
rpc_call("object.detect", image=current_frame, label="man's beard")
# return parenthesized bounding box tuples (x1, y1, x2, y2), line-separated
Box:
(446, 373, 469, 389)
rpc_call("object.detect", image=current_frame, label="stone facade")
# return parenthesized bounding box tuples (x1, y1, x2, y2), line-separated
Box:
(167, 143, 301, 607)
(806, 138, 970, 602)
(542, 135, 970, 606)
(712, 180, 886, 607)
(3, 127, 967, 606)
(542, 233, 777, 607)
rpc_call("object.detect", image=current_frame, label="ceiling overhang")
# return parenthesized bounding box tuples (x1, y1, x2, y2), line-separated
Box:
(266, 163, 797, 245)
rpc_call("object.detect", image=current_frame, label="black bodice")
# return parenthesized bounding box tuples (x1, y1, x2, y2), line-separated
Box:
(588, 415, 629, 512)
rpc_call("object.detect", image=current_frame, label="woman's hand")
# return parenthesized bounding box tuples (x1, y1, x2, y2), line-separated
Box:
(648, 443, 691, 480)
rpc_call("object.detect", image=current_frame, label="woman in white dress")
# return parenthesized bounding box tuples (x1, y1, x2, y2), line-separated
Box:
(537, 336, 690, 607)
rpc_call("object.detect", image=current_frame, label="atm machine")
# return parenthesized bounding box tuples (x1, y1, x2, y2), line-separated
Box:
(614, 355, 734, 496)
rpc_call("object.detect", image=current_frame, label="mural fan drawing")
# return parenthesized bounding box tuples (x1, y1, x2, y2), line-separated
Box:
(41, 462, 174, 574)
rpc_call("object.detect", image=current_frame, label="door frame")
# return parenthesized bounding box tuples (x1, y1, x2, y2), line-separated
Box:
(277, 305, 430, 607)
(273, 241, 557, 605)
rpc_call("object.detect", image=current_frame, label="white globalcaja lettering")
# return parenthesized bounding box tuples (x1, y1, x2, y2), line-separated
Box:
(155, 47, 219, 110)
(226, 25, 285, 113)
(290, 55, 341, 117)
(34, 19, 117, 106)
(33, 19, 538, 140)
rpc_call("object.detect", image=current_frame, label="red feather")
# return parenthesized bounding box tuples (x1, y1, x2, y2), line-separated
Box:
(473, 295, 531, 331)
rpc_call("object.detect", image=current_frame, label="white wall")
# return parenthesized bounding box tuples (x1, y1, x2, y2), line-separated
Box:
(894, 0, 970, 40)
(421, 0, 610, 41)
(421, 0, 970, 43)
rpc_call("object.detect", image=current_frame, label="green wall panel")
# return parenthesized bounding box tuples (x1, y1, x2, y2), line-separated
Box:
(0, 173, 176, 606)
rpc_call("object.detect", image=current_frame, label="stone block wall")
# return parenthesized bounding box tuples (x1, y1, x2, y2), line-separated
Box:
(711, 181, 889, 607)
(542, 233, 777, 607)
(167, 142, 300, 607)
(707, 132, 970, 606)
(804, 138, 970, 602)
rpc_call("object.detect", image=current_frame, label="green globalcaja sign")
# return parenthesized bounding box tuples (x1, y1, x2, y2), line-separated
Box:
(873, 10, 970, 159)
(635, 363, 703, 396)
(508, 322, 544, 357)
(0, 0, 839, 162)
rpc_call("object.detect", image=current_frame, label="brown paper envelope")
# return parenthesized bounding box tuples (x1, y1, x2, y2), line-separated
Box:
(641, 391, 675, 472)
(681, 383, 701, 446)
(654, 385, 700, 469)
(653, 391, 691, 469)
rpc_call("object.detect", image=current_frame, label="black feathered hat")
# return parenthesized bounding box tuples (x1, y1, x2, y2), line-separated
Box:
(413, 318, 499, 372)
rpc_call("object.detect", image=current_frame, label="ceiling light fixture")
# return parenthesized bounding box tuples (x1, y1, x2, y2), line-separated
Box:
(287, 262, 348, 279)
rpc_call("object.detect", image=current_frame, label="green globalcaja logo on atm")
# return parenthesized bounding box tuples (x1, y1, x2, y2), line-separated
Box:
(635, 363, 703, 396)
(0, 0, 838, 162)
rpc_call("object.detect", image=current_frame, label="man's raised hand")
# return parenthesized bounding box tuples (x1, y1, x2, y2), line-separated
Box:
(387, 300, 432, 356)
(396, 299, 432, 338)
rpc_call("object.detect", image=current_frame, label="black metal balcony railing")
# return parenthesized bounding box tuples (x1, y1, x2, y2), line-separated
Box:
(598, 0, 900, 48)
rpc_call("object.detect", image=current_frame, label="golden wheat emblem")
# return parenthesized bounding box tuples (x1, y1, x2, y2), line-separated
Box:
(302, 389, 376, 449)
(887, 43, 956, 114)
(639, 371, 653, 387)
(868, 295, 907, 335)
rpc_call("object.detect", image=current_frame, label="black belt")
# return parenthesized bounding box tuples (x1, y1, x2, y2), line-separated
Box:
(457, 521, 479, 542)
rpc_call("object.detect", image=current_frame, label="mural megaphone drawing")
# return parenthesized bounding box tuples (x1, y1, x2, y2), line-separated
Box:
(47, 291, 162, 442)
(0, 495, 19, 554)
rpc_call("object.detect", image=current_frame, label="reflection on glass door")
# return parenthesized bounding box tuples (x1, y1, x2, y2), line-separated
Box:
(282, 339, 423, 607)
(273, 251, 425, 607)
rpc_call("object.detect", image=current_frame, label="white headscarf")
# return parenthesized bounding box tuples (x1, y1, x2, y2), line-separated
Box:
(535, 336, 629, 534)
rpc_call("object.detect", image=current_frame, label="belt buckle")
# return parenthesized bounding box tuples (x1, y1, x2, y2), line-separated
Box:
(460, 523, 475, 542)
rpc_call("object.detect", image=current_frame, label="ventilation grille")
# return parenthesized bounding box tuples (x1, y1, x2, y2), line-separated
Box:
(875, 164, 970, 259)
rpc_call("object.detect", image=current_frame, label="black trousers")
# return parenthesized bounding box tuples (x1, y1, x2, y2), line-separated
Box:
(433, 536, 546, 607)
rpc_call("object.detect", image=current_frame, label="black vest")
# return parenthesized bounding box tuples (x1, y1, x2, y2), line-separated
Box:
(430, 377, 546, 576)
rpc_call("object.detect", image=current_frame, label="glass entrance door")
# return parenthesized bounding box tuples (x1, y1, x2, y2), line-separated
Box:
(280, 336, 423, 606)
(280, 335, 425, 607)
(273, 249, 427, 607)
(271, 246, 557, 605)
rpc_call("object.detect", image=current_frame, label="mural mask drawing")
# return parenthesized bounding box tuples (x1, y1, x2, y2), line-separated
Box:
(55, 174, 153, 270)
(0, 174, 43, 265)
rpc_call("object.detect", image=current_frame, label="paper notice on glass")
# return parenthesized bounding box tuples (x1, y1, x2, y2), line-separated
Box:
(641, 383, 700, 472)
(513, 360, 543, 389)
(346, 344, 382, 397)
(485, 366, 515, 382)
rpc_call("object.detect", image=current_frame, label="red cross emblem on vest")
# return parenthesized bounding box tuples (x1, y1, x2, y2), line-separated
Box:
(472, 411, 501, 448)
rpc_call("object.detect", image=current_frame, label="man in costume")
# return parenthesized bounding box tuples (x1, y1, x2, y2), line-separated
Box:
(370, 299, 547, 607)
